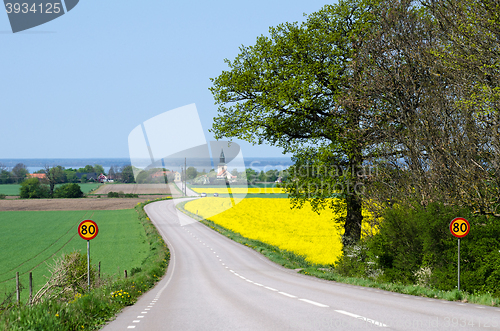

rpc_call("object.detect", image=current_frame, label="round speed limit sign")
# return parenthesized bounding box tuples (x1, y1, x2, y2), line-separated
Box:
(450, 217, 470, 238)
(78, 220, 99, 240)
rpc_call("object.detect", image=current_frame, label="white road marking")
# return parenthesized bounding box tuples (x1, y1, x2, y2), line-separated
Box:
(334, 310, 387, 327)
(476, 306, 485, 309)
(127, 327, 136, 329)
(137, 316, 144, 318)
(299, 299, 329, 308)
(145, 308, 150, 311)
(133, 320, 141, 323)
(254, 283, 263, 286)
(246, 280, 254, 283)
(264, 286, 278, 291)
(148, 305, 153, 307)
(279, 292, 297, 298)
(141, 312, 147, 314)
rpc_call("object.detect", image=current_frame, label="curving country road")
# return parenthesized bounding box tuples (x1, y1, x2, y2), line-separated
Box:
(102, 199, 500, 330)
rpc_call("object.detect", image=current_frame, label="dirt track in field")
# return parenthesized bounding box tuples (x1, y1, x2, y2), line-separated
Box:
(93, 183, 181, 196)
(0, 197, 165, 211)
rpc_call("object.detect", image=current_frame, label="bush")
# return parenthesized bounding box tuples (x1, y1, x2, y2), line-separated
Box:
(0, 194, 6, 199)
(54, 183, 84, 198)
(107, 191, 138, 198)
(19, 178, 50, 199)
(367, 202, 500, 294)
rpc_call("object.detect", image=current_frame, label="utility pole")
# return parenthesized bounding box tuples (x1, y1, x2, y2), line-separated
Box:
(184, 157, 187, 196)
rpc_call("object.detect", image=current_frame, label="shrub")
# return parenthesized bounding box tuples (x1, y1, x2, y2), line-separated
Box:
(0, 194, 6, 199)
(19, 178, 50, 199)
(368, 202, 500, 294)
(54, 183, 84, 198)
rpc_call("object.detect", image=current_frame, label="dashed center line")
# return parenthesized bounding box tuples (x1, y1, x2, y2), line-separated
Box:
(279, 292, 297, 298)
(300, 298, 329, 308)
(184, 222, 389, 329)
(334, 310, 387, 327)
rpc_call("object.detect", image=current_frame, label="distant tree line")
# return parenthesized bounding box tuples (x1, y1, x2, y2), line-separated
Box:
(0, 163, 29, 184)
(4, 164, 136, 199)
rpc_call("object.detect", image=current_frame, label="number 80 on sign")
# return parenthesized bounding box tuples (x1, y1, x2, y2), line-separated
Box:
(78, 220, 98, 240)
(449, 217, 470, 238)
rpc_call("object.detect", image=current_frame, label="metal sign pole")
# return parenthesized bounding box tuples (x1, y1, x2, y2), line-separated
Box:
(87, 240, 90, 287)
(458, 238, 460, 291)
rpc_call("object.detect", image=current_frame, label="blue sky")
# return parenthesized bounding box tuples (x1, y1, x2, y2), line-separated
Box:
(0, 1, 329, 159)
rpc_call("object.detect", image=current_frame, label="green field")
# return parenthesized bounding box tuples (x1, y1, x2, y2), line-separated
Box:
(0, 209, 149, 303)
(0, 183, 102, 196)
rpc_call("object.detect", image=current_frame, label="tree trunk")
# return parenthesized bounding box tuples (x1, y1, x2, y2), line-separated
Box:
(343, 150, 363, 246)
(344, 192, 362, 246)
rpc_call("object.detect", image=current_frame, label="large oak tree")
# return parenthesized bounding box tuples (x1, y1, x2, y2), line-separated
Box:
(210, 0, 383, 245)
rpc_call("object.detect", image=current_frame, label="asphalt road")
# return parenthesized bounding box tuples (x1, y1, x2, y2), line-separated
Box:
(102, 199, 500, 330)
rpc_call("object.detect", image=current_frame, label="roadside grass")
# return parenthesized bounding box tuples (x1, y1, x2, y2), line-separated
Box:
(0, 198, 171, 330)
(0, 183, 102, 196)
(176, 201, 500, 308)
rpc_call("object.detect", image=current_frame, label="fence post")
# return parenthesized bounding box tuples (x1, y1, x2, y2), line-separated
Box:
(29, 272, 33, 305)
(124, 270, 127, 278)
(16, 272, 20, 304)
(99, 261, 101, 279)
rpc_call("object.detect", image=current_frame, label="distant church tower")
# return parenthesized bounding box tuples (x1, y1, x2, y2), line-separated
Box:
(217, 149, 227, 177)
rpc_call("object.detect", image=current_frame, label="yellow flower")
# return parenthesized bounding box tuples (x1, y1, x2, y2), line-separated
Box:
(55, 314, 59, 317)
(185, 198, 374, 265)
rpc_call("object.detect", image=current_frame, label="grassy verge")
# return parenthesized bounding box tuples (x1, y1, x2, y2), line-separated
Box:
(176, 201, 500, 308)
(0, 197, 171, 330)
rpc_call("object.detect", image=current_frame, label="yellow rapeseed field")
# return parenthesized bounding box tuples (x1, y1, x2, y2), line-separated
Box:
(190, 187, 285, 194)
(185, 198, 372, 265)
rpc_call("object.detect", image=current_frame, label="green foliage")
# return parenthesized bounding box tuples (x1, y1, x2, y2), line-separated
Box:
(11, 163, 28, 184)
(81, 174, 87, 183)
(0, 194, 5, 200)
(0, 170, 14, 184)
(120, 166, 135, 183)
(53, 183, 84, 198)
(210, 0, 382, 243)
(19, 178, 49, 199)
(186, 166, 198, 180)
(64, 252, 96, 295)
(365, 203, 500, 295)
(65, 171, 78, 183)
(107, 191, 138, 198)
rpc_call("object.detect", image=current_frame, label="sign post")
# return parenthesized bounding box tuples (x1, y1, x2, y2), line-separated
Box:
(449, 217, 470, 291)
(78, 220, 99, 287)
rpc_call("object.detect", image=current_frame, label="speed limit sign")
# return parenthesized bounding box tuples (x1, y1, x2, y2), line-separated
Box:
(78, 220, 99, 240)
(449, 217, 470, 238)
